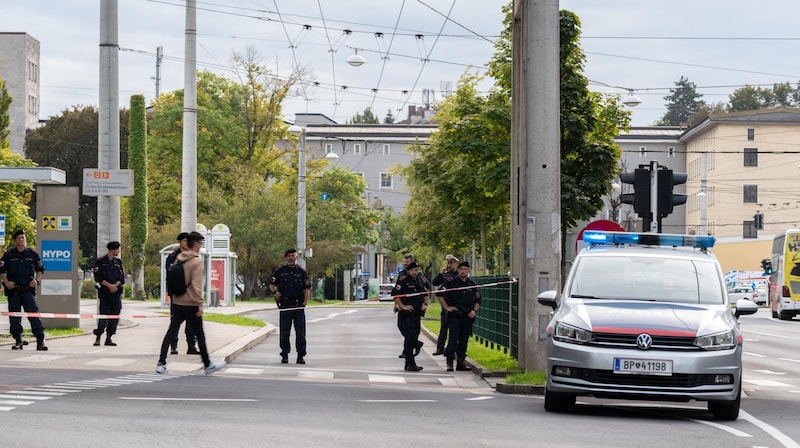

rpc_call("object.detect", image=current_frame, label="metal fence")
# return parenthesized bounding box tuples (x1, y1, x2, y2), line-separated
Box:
(471, 275, 518, 359)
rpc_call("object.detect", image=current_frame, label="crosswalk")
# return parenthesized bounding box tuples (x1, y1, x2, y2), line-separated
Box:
(0, 373, 185, 412)
(219, 365, 487, 388)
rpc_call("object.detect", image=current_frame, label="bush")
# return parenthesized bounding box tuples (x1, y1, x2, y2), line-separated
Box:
(81, 279, 98, 300)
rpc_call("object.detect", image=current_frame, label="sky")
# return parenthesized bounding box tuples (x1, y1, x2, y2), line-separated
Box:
(2, 1, 800, 126)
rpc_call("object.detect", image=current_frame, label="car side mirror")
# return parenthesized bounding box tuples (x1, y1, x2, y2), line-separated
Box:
(537, 290, 558, 311)
(734, 298, 759, 318)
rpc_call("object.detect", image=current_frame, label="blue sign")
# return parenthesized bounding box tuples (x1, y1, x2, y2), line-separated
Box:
(40, 240, 73, 272)
(361, 271, 370, 277)
(321, 193, 329, 201)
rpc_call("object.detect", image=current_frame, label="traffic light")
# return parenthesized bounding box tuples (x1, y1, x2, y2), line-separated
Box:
(657, 169, 688, 216)
(619, 168, 651, 216)
(761, 258, 773, 275)
(753, 212, 764, 230)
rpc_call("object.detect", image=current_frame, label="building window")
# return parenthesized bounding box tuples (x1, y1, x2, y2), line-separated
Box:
(380, 172, 393, 189)
(27, 95, 38, 115)
(743, 220, 757, 239)
(743, 148, 758, 167)
(668, 147, 675, 158)
(324, 143, 333, 156)
(639, 146, 647, 157)
(743, 184, 758, 203)
(353, 143, 362, 155)
(28, 61, 38, 83)
(747, 128, 755, 141)
(383, 144, 391, 155)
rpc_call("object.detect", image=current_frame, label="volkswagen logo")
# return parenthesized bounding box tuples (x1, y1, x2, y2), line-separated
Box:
(636, 333, 653, 350)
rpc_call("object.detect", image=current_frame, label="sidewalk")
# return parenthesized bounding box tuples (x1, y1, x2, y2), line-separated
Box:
(0, 299, 275, 374)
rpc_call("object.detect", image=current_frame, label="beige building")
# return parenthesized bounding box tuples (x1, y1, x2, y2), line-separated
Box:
(681, 108, 800, 271)
(0, 32, 40, 154)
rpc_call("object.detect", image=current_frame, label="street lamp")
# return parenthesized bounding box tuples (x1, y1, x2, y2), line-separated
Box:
(287, 125, 339, 268)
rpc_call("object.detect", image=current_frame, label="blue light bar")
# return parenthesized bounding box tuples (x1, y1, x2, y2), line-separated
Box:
(582, 231, 715, 249)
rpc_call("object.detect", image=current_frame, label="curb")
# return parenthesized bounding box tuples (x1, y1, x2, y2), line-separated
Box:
(215, 325, 276, 364)
(495, 383, 544, 395)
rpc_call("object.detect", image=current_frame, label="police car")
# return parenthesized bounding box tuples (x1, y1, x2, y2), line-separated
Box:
(537, 231, 759, 421)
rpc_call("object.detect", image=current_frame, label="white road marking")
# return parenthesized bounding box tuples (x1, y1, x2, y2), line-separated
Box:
(298, 370, 335, 379)
(740, 409, 800, 448)
(688, 418, 752, 438)
(0, 400, 35, 406)
(744, 352, 766, 357)
(0, 394, 52, 401)
(744, 379, 795, 387)
(84, 358, 137, 367)
(465, 396, 493, 401)
(118, 397, 257, 402)
(223, 367, 264, 375)
(438, 378, 458, 386)
(753, 369, 787, 375)
(0, 406, 15, 412)
(13, 355, 66, 363)
(779, 357, 800, 364)
(359, 399, 436, 403)
(368, 374, 406, 384)
(5, 390, 66, 396)
(743, 329, 800, 341)
(24, 387, 83, 393)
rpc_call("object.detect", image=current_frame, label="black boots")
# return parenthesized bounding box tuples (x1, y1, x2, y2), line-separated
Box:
(405, 358, 423, 372)
(186, 346, 200, 355)
(11, 338, 23, 350)
(414, 340, 423, 356)
(93, 329, 102, 346)
(297, 356, 305, 364)
(456, 358, 471, 371)
(36, 336, 47, 351)
(104, 336, 116, 346)
(446, 357, 454, 372)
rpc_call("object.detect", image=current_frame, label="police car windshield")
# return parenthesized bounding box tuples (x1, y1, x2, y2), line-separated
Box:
(568, 255, 725, 305)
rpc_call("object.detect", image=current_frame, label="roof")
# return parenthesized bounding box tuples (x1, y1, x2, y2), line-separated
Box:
(681, 107, 800, 142)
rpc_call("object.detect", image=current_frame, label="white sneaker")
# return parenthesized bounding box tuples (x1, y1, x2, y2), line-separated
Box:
(204, 361, 225, 375)
(155, 363, 168, 374)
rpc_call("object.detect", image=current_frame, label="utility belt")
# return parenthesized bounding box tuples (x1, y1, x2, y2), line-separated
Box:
(447, 310, 475, 320)
(279, 297, 304, 308)
(6, 283, 35, 294)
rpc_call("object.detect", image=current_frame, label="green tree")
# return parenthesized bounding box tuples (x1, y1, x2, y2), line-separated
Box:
(689, 101, 728, 126)
(127, 94, 148, 299)
(729, 85, 768, 112)
(348, 108, 380, 124)
(383, 109, 395, 124)
(657, 76, 704, 126)
(24, 106, 130, 268)
(0, 79, 11, 148)
(0, 147, 37, 247)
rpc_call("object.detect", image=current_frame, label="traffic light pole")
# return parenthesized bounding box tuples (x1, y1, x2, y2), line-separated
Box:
(650, 160, 659, 233)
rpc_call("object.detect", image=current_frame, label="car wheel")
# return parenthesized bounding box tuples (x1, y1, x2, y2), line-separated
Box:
(543, 387, 575, 413)
(708, 381, 741, 421)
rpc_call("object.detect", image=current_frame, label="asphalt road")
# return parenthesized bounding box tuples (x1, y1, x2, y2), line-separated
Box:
(2, 306, 800, 448)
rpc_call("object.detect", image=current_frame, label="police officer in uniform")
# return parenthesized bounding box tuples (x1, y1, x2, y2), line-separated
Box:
(92, 241, 125, 346)
(269, 248, 311, 364)
(438, 261, 481, 372)
(431, 254, 459, 355)
(1, 229, 46, 350)
(392, 261, 428, 371)
(165, 232, 199, 355)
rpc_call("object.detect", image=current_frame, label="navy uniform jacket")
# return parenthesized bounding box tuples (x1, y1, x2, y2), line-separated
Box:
(0, 247, 45, 289)
(392, 273, 428, 312)
(432, 269, 458, 287)
(270, 264, 310, 300)
(93, 256, 125, 294)
(440, 276, 481, 314)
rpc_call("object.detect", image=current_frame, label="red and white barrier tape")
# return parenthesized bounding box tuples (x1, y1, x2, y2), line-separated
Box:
(389, 278, 518, 300)
(1, 312, 159, 319)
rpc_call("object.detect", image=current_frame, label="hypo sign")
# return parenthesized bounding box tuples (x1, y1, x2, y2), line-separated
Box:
(40, 240, 73, 272)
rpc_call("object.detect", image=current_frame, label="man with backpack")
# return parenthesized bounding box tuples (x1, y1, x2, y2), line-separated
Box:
(164, 232, 199, 355)
(156, 231, 225, 375)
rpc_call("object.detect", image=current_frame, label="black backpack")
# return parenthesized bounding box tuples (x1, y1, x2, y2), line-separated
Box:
(166, 260, 189, 296)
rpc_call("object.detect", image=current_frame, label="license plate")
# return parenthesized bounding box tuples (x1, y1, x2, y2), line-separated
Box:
(614, 358, 673, 375)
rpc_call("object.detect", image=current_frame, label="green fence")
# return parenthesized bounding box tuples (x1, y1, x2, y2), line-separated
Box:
(472, 275, 518, 359)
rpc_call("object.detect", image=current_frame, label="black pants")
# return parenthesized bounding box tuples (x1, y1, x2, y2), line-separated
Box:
(158, 304, 210, 367)
(279, 302, 306, 357)
(398, 311, 421, 362)
(7, 288, 45, 341)
(169, 302, 197, 348)
(445, 314, 474, 362)
(436, 309, 449, 352)
(95, 291, 122, 337)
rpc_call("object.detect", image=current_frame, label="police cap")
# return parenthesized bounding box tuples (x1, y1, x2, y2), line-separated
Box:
(284, 248, 297, 257)
(12, 229, 25, 239)
(107, 241, 121, 250)
(406, 261, 420, 270)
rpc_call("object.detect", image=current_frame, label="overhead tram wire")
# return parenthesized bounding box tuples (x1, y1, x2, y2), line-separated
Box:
(315, 0, 341, 119)
(368, 0, 407, 112)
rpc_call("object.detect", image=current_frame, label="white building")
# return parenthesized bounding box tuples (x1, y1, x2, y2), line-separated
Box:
(0, 32, 40, 154)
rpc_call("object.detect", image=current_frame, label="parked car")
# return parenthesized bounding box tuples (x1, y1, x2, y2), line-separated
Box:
(752, 286, 767, 306)
(537, 231, 759, 421)
(727, 285, 754, 303)
(379, 283, 395, 301)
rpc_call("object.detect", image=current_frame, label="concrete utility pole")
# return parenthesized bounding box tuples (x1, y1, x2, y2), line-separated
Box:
(97, 0, 121, 256)
(510, 0, 561, 372)
(181, 0, 198, 232)
(154, 45, 163, 99)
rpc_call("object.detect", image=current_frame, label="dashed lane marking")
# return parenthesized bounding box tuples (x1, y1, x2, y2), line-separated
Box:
(368, 374, 406, 384)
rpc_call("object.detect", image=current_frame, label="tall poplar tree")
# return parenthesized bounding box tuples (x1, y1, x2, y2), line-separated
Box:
(127, 94, 148, 299)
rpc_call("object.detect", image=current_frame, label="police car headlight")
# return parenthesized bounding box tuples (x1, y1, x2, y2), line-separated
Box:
(553, 322, 593, 344)
(695, 330, 736, 350)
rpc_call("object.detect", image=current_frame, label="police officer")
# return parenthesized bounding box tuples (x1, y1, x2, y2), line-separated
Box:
(438, 261, 481, 372)
(92, 241, 125, 346)
(431, 254, 459, 355)
(164, 232, 199, 355)
(395, 253, 428, 358)
(269, 248, 311, 364)
(392, 261, 428, 371)
(1, 229, 47, 350)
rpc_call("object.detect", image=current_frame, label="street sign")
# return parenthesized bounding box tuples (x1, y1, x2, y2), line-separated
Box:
(0, 215, 5, 238)
(82, 169, 134, 196)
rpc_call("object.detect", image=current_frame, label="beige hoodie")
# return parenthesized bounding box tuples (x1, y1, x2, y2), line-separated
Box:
(172, 250, 204, 307)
